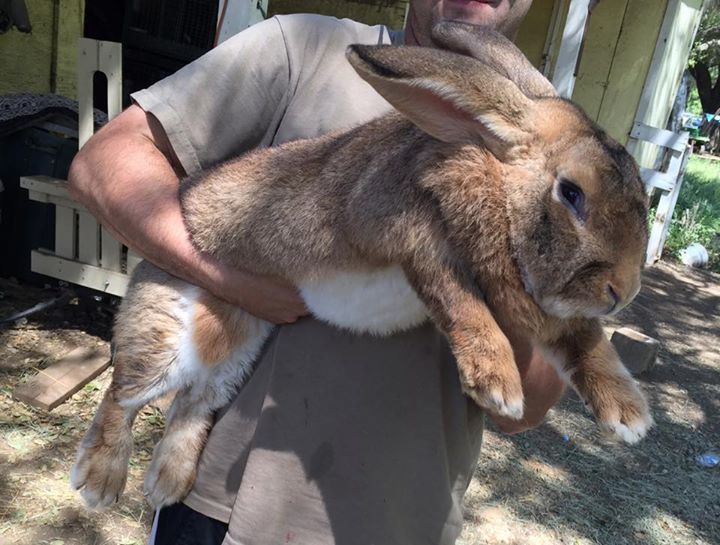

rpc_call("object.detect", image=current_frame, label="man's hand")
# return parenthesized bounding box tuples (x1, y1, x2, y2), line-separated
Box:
(68, 105, 308, 325)
(212, 262, 308, 324)
(489, 341, 566, 434)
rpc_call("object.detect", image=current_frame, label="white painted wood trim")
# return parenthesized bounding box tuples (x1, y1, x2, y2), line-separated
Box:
(552, 0, 591, 98)
(77, 211, 100, 266)
(98, 40, 123, 121)
(77, 38, 122, 148)
(541, 0, 569, 77)
(645, 148, 691, 265)
(631, 122, 689, 152)
(54, 207, 76, 260)
(31, 250, 130, 297)
(126, 251, 143, 275)
(639, 168, 675, 192)
(101, 228, 123, 272)
(20, 175, 70, 198)
(77, 38, 95, 150)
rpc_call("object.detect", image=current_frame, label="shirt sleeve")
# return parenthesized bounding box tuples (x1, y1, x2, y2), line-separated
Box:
(131, 17, 291, 176)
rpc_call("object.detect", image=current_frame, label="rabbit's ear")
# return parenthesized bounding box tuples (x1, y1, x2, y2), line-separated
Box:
(429, 22, 557, 99)
(347, 44, 535, 152)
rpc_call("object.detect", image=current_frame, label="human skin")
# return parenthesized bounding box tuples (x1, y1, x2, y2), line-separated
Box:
(68, 0, 564, 432)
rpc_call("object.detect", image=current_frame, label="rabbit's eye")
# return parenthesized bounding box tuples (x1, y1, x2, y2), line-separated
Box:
(559, 180, 586, 220)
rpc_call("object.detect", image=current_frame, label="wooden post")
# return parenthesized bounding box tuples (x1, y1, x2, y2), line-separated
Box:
(645, 145, 691, 265)
(552, 0, 591, 98)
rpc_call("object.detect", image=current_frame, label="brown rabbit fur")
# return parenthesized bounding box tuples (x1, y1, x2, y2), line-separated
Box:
(71, 23, 652, 510)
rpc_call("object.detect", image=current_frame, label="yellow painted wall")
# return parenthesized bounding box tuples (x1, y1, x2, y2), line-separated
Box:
(633, 0, 704, 167)
(594, 0, 667, 142)
(640, 0, 703, 130)
(572, 0, 671, 143)
(0, 0, 84, 99)
(572, 0, 703, 149)
(516, 0, 557, 68)
(572, 0, 636, 121)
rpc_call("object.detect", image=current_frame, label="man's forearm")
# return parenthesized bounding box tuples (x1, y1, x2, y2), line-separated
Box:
(68, 106, 307, 323)
(68, 111, 224, 292)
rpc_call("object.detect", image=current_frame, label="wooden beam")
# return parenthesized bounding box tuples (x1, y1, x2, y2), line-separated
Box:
(12, 345, 111, 411)
(31, 250, 130, 296)
(631, 122, 689, 152)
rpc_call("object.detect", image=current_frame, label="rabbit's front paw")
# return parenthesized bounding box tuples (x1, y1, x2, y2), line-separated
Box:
(592, 377, 653, 444)
(143, 437, 198, 508)
(457, 336, 524, 420)
(70, 429, 132, 510)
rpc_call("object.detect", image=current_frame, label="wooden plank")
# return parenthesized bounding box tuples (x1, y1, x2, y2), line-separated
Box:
(639, 168, 674, 192)
(77, 210, 100, 266)
(13, 345, 111, 411)
(42, 193, 89, 214)
(77, 38, 97, 148)
(101, 228, 123, 272)
(97, 40, 122, 121)
(21, 175, 71, 199)
(596, 0, 668, 144)
(54, 206, 76, 260)
(646, 148, 690, 264)
(127, 250, 143, 275)
(572, 0, 629, 121)
(31, 250, 130, 296)
(630, 122, 689, 152)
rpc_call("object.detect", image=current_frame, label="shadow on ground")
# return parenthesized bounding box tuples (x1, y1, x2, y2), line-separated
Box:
(463, 261, 719, 545)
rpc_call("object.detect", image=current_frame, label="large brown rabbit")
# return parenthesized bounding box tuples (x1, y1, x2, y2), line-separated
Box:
(71, 23, 652, 510)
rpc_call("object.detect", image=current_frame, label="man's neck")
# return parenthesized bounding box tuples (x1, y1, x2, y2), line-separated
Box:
(403, 6, 428, 47)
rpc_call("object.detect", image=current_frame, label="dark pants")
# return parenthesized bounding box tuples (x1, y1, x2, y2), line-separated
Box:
(154, 503, 228, 545)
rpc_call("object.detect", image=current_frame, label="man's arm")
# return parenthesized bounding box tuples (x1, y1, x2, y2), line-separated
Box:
(68, 104, 307, 324)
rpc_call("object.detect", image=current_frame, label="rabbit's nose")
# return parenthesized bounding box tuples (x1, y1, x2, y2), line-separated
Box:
(607, 273, 641, 312)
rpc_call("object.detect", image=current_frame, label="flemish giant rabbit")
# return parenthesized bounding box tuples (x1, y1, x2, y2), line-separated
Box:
(71, 23, 652, 510)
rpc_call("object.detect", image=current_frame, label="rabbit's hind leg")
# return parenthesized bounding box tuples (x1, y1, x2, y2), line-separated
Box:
(142, 386, 216, 508)
(142, 356, 263, 508)
(70, 384, 140, 510)
(143, 298, 274, 508)
(71, 300, 186, 510)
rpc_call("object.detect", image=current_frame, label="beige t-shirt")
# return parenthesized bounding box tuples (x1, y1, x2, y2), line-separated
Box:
(132, 14, 484, 545)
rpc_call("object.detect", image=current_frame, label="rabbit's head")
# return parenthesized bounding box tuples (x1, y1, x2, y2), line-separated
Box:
(347, 23, 648, 319)
(504, 100, 649, 319)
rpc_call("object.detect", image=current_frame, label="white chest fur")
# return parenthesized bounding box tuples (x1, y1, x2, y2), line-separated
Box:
(299, 265, 429, 335)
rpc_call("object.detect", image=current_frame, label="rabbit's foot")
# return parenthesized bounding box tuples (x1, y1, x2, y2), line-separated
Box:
(462, 374, 525, 419)
(143, 436, 199, 508)
(457, 336, 524, 419)
(590, 377, 653, 444)
(70, 429, 132, 510)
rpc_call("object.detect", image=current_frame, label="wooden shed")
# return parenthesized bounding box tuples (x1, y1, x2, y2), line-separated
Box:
(0, 0, 705, 141)
(0, 0, 707, 296)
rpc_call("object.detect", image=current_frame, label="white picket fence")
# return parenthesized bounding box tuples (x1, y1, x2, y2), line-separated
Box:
(627, 121, 691, 266)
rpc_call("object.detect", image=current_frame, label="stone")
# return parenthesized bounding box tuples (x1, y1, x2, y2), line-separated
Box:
(611, 327, 660, 376)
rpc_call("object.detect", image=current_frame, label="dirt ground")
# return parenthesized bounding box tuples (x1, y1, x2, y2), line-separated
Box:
(0, 260, 718, 545)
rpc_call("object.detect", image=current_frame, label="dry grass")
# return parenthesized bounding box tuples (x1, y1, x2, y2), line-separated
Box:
(1, 261, 718, 545)
(0, 284, 156, 545)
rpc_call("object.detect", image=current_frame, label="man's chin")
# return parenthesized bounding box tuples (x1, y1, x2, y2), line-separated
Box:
(441, 0, 509, 27)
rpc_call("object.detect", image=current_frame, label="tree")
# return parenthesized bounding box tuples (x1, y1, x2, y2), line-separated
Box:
(689, 2, 720, 115)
